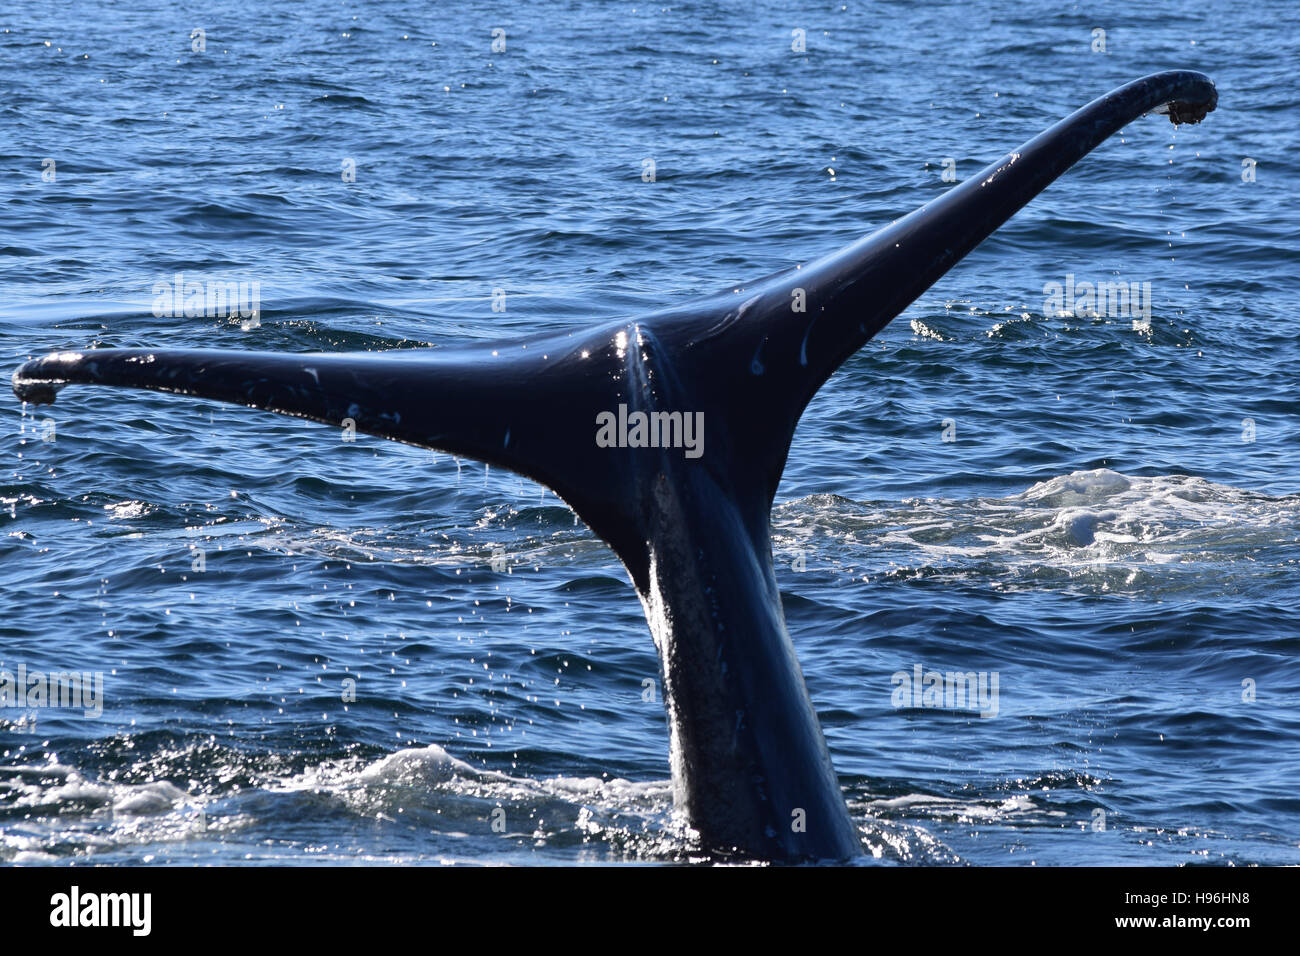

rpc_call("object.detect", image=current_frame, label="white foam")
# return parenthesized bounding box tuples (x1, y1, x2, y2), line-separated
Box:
(112, 781, 188, 814)
(772, 469, 1299, 594)
(357, 744, 500, 787)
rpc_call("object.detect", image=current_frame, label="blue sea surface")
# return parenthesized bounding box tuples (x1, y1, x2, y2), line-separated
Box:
(2, 0, 1297, 864)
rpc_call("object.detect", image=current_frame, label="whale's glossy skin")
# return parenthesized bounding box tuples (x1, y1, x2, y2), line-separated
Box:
(12, 71, 1217, 862)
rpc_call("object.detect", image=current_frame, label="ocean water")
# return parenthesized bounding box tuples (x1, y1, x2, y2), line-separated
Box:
(2, 0, 1297, 865)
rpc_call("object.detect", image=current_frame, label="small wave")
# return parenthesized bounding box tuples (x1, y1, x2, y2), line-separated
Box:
(0, 741, 1001, 865)
(773, 469, 1300, 596)
(909, 317, 953, 342)
(0, 755, 204, 863)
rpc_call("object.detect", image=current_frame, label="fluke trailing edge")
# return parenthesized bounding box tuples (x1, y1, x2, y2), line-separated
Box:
(12, 72, 1218, 862)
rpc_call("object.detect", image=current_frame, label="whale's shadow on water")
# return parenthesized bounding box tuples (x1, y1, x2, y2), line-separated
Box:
(12, 71, 1219, 863)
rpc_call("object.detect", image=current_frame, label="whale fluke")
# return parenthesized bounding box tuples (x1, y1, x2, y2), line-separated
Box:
(12, 71, 1217, 861)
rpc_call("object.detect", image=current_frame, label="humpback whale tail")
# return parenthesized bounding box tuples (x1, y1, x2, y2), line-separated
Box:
(13, 71, 1217, 862)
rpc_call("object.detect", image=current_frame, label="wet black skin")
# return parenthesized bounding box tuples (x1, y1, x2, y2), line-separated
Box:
(12, 72, 1217, 861)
